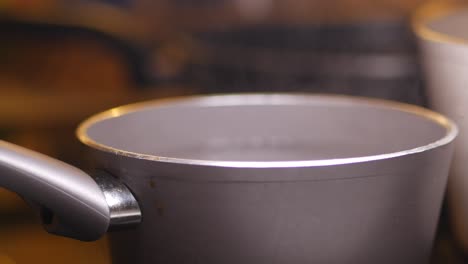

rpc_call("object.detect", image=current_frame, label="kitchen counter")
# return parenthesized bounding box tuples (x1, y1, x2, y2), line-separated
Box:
(0, 221, 109, 264)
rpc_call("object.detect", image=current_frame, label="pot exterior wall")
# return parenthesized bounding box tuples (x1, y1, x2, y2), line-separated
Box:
(86, 143, 453, 264)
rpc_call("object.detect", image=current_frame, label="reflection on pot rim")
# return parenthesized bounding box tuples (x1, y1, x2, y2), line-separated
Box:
(76, 93, 458, 168)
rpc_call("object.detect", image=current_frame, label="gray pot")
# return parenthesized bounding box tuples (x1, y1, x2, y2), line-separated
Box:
(414, 2, 468, 253)
(0, 94, 457, 264)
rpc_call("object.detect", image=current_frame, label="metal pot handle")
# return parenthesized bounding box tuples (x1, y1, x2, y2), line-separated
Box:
(0, 140, 141, 241)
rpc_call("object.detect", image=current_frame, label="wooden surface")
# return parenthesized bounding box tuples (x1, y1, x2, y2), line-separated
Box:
(0, 24, 194, 264)
(0, 223, 110, 264)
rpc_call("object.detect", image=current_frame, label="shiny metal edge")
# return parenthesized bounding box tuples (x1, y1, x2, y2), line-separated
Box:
(93, 171, 142, 229)
(76, 93, 458, 168)
(412, 1, 468, 46)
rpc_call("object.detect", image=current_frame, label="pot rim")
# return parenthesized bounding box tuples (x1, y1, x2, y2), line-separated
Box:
(76, 93, 457, 168)
(413, 1, 468, 46)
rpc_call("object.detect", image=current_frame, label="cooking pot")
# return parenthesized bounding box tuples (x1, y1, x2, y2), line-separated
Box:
(0, 94, 457, 263)
(413, 2, 468, 253)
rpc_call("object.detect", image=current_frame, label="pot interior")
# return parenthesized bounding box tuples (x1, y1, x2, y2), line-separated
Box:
(82, 95, 450, 163)
(426, 8, 468, 41)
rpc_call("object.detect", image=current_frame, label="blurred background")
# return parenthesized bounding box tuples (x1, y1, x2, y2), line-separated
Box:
(0, 0, 466, 263)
